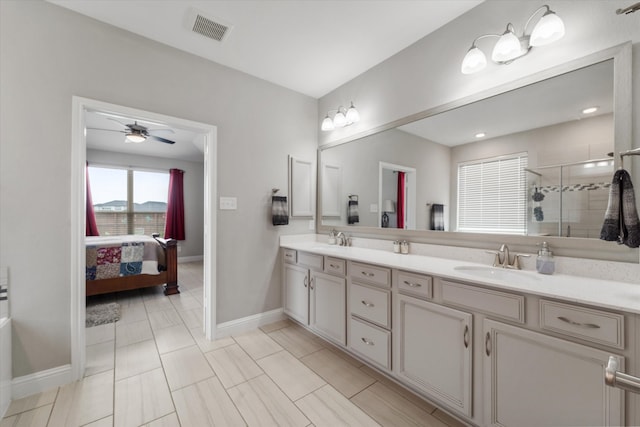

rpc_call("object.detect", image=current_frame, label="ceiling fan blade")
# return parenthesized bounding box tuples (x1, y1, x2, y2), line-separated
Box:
(149, 135, 176, 145)
(148, 128, 176, 134)
(87, 127, 126, 133)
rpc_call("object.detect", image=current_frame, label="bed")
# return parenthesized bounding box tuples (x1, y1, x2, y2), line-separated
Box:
(85, 235, 178, 296)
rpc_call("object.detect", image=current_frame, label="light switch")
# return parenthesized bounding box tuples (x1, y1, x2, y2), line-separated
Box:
(308, 220, 315, 230)
(370, 204, 378, 213)
(220, 197, 237, 210)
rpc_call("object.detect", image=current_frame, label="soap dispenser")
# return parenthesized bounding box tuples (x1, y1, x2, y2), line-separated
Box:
(536, 242, 555, 275)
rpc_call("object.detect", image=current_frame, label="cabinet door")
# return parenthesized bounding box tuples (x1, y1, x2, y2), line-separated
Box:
(310, 271, 346, 346)
(396, 295, 473, 417)
(483, 319, 624, 427)
(283, 264, 309, 325)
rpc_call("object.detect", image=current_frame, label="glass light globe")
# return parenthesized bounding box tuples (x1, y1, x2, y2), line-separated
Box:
(321, 115, 334, 131)
(530, 11, 565, 47)
(345, 102, 360, 123)
(333, 110, 347, 127)
(492, 30, 522, 63)
(461, 46, 487, 74)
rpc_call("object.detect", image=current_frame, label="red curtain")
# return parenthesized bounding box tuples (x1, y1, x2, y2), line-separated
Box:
(164, 169, 186, 240)
(86, 164, 100, 236)
(397, 171, 406, 229)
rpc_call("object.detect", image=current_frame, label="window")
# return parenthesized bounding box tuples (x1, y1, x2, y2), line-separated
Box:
(88, 166, 169, 236)
(457, 153, 528, 235)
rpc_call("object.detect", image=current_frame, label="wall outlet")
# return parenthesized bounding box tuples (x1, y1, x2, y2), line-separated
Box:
(219, 197, 237, 210)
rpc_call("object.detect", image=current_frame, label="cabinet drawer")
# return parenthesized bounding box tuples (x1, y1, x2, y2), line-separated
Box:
(283, 249, 297, 264)
(540, 300, 624, 349)
(350, 282, 390, 328)
(441, 280, 525, 324)
(324, 257, 346, 276)
(349, 316, 391, 370)
(397, 271, 432, 299)
(298, 252, 323, 270)
(350, 262, 391, 288)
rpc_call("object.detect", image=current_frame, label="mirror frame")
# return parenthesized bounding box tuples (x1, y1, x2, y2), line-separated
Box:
(317, 43, 635, 263)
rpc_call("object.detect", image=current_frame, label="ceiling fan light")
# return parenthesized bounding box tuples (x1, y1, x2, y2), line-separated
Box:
(321, 115, 335, 131)
(491, 29, 523, 63)
(126, 132, 146, 143)
(461, 46, 487, 74)
(333, 110, 347, 128)
(345, 102, 360, 123)
(530, 10, 565, 47)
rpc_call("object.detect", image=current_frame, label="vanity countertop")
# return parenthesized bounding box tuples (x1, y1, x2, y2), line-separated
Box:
(281, 240, 640, 315)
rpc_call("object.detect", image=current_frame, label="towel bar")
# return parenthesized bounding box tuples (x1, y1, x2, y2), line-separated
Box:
(605, 356, 640, 394)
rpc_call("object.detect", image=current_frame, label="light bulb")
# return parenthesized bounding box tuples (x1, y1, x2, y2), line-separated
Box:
(125, 132, 146, 143)
(530, 10, 565, 47)
(492, 29, 523, 63)
(333, 110, 347, 127)
(461, 46, 487, 74)
(345, 102, 360, 123)
(321, 115, 334, 131)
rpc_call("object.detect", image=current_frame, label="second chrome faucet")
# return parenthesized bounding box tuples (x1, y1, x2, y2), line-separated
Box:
(487, 244, 530, 269)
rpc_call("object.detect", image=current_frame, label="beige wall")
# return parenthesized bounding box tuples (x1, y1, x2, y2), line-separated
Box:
(0, 0, 317, 377)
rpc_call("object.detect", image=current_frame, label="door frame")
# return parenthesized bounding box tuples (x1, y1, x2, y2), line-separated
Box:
(378, 162, 416, 229)
(70, 96, 217, 380)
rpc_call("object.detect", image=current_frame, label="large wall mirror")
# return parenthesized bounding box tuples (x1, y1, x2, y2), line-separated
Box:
(318, 43, 634, 261)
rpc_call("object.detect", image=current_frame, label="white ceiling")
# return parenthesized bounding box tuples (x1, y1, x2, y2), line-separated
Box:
(47, 0, 483, 98)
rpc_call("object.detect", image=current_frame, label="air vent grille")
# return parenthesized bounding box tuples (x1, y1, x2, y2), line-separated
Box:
(192, 14, 229, 42)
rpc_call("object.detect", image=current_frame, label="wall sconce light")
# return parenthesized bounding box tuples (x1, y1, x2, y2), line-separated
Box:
(321, 102, 360, 131)
(461, 4, 565, 75)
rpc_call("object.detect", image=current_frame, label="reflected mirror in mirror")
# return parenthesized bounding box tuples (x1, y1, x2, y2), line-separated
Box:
(320, 59, 614, 239)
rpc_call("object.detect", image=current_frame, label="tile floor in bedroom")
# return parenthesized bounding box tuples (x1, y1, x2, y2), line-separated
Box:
(1, 261, 467, 427)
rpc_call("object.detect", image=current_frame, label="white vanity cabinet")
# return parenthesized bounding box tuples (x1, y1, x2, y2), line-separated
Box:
(309, 257, 346, 346)
(395, 293, 473, 417)
(282, 250, 323, 325)
(483, 318, 625, 426)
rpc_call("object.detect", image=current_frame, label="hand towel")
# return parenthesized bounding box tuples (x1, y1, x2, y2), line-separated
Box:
(272, 196, 289, 226)
(600, 169, 640, 248)
(430, 204, 444, 231)
(348, 200, 359, 224)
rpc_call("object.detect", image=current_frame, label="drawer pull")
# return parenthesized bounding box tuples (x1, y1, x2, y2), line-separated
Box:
(361, 300, 375, 308)
(361, 337, 375, 346)
(361, 271, 375, 277)
(330, 263, 340, 269)
(403, 280, 422, 288)
(557, 316, 601, 329)
(285, 253, 293, 258)
(485, 332, 491, 356)
(463, 325, 470, 349)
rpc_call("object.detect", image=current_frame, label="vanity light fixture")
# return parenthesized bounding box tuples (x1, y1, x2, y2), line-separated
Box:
(321, 102, 360, 131)
(461, 4, 565, 75)
(582, 106, 599, 115)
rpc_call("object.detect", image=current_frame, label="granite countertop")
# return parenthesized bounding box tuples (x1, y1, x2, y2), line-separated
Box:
(281, 240, 640, 315)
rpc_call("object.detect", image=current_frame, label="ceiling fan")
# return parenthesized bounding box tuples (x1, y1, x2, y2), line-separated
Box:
(88, 118, 176, 144)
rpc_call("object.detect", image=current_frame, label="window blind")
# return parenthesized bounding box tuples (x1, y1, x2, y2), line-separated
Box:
(457, 153, 528, 235)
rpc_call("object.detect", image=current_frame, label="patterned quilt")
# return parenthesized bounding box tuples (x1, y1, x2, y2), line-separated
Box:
(86, 235, 164, 281)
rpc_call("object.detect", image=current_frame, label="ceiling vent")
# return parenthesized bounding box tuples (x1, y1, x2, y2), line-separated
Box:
(186, 8, 233, 42)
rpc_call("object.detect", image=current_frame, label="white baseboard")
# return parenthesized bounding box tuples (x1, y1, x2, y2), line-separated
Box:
(12, 364, 72, 400)
(215, 308, 285, 338)
(178, 255, 203, 263)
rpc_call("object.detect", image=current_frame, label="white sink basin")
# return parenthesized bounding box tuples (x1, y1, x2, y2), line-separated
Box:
(453, 265, 540, 285)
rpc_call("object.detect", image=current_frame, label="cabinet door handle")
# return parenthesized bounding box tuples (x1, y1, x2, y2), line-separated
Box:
(361, 300, 375, 308)
(485, 332, 491, 356)
(557, 316, 601, 329)
(463, 325, 470, 348)
(310, 277, 314, 290)
(361, 337, 375, 346)
(303, 277, 308, 288)
(361, 271, 375, 277)
(403, 280, 422, 288)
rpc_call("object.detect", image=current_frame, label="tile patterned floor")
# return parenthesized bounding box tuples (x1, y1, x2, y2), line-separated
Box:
(1, 262, 468, 427)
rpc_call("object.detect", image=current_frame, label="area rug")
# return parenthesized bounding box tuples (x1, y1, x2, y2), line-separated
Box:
(86, 302, 121, 327)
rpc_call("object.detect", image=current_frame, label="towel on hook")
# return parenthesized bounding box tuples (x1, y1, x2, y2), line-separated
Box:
(347, 200, 359, 224)
(430, 204, 445, 231)
(272, 196, 289, 226)
(600, 169, 640, 248)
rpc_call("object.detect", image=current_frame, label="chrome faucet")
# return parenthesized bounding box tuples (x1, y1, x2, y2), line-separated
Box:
(486, 244, 530, 269)
(336, 232, 347, 246)
(499, 244, 510, 268)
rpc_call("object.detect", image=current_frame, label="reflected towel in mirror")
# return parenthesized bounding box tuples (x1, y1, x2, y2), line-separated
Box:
(348, 200, 359, 224)
(430, 204, 444, 231)
(272, 196, 289, 226)
(600, 169, 640, 248)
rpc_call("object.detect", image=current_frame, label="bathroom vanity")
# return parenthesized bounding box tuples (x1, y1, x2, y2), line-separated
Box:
(280, 238, 640, 426)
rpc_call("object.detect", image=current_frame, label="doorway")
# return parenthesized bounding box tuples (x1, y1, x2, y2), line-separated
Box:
(378, 162, 416, 229)
(70, 97, 217, 380)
